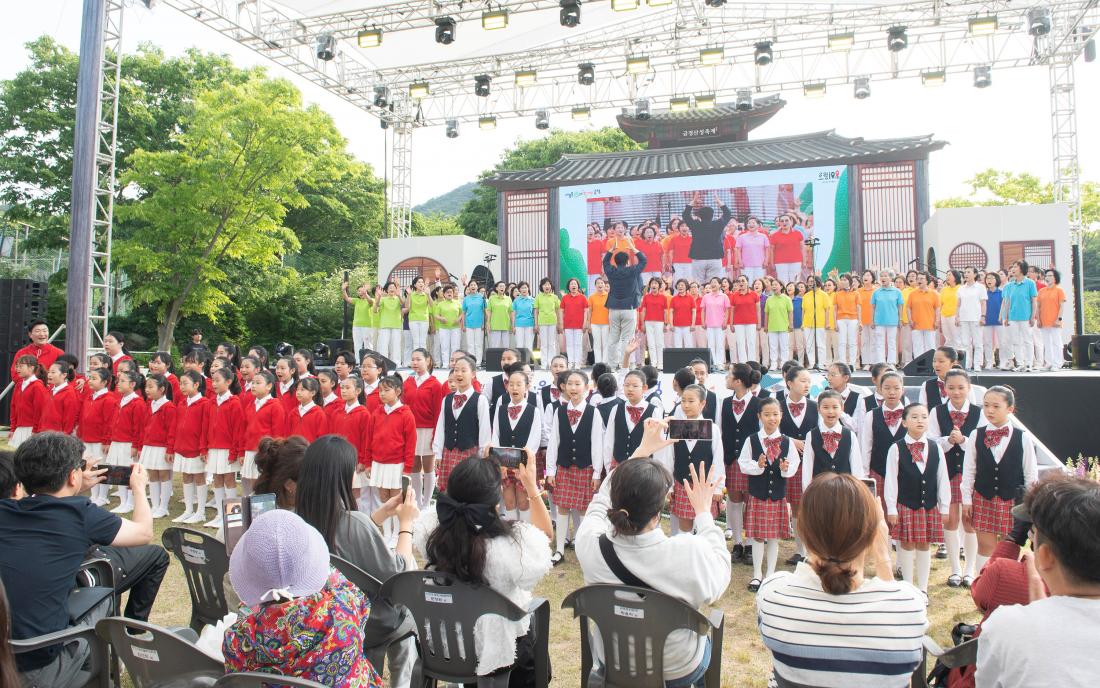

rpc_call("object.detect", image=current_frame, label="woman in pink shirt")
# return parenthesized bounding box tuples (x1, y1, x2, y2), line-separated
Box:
(737, 216, 770, 282)
(700, 277, 732, 371)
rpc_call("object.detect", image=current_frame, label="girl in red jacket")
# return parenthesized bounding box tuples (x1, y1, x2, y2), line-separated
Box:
(369, 373, 416, 542)
(147, 351, 182, 403)
(318, 370, 343, 425)
(174, 370, 213, 524)
(104, 331, 134, 374)
(241, 369, 286, 496)
(9, 355, 48, 447)
(273, 356, 300, 416)
(39, 360, 81, 435)
(331, 375, 371, 498)
(403, 348, 444, 507)
(141, 373, 177, 519)
(206, 367, 244, 527)
(288, 376, 329, 442)
(107, 369, 149, 514)
(77, 368, 117, 506)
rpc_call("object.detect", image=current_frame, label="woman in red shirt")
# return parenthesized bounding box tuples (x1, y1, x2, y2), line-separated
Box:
(768, 214, 805, 285)
(638, 277, 669, 369)
(664, 218, 693, 277)
(559, 278, 589, 369)
(669, 278, 697, 349)
(723, 220, 739, 280)
(729, 276, 761, 363)
(638, 226, 664, 282)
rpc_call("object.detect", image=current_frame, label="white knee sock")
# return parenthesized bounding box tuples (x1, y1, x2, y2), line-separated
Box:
(765, 539, 780, 578)
(182, 483, 195, 513)
(670, 517, 681, 536)
(752, 538, 765, 580)
(517, 508, 531, 523)
(964, 531, 979, 577)
(149, 482, 161, 513)
(974, 553, 990, 577)
(555, 513, 569, 554)
(421, 471, 436, 508)
(727, 501, 744, 544)
(897, 548, 916, 584)
(115, 486, 129, 506)
(211, 487, 224, 514)
(195, 483, 208, 511)
(160, 481, 172, 513)
(915, 548, 932, 592)
(224, 485, 237, 499)
(945, 527, 962, 576)
(548, 496, 558, 521)
(409, 472, 423, 504)
(792, 517, 804, 555)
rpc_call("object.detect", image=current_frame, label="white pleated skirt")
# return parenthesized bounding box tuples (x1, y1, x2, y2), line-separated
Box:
(175, 453, 205, 474)
(206, 448, 237, 474)
(9, 427, 33, 447)
(353, 469, 366, 489)
(415, 428, 434, 455)
(140, 445, 170, 471)
(240, 450, 259, 480)
(106, 442, 132, 466)
(368, 461, 404, 489)
(83, 442, 104, 461)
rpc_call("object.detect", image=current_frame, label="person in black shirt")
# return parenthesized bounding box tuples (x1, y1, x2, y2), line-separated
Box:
(0, 432, 167, 688)
(0, 449, 23, 500)
(682, 190, 732, 285)
(179, 328, 209, 360)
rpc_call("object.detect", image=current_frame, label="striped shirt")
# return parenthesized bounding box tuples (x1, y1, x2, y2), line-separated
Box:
(756, 563, 928, 687)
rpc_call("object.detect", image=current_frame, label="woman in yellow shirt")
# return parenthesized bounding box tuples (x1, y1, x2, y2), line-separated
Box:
(801, 276, 834, 369)
(939, 270, 961, 351)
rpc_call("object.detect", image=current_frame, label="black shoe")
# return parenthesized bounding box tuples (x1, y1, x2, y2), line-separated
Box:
(935, 543, 948, 560)
(747, 578, 762, 592)
(565, 539, 574, 550)
(946, 574, 963, 588)
(895, 566, 904, 581)
(551, 551, 564, 567)
(731, 544, 745, 562)
(742, 544, 753, 564)
(785, 553, 805, 566)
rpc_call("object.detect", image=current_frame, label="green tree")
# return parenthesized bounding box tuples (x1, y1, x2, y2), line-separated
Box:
(458, 128, 643, 242)
(115, 76, 345, 350)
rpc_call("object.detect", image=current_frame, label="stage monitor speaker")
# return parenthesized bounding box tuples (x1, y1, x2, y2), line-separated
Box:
(663, 348, 710, 374)
(326, 339, 353, 357)
(360, 349, 397, 373)
(902, 349, 965, 376)
(1071, 334, 1100, 369)
(484, 348, 533, 372)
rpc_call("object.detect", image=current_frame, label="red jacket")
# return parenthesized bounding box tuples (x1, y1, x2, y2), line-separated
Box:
(208, 394, 245, 459)
(276, 382, 299, 417)
(8, 342, 63, 379)
(141, 399, 177, 455)
(364, 387, 382, 415)
(321, 394, 343, 426)
(110, 394, 149, 448)
(331, 404, 371, 468)
(174, 395, 213, 458)
(403, 375, 445, 430)
(73, 374, 90, 401)
(163, 373, 183, 405)
(366, 404, 416, 471)
(287, 404, 330, 443)
(242, 396, 286, 453)
(77, 390, 119, 443)
(39, 384, 81, 435)
(110, 353, 134, 374)
(10, 377, 49, 431)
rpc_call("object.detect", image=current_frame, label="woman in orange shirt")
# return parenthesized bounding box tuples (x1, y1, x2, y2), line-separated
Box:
(588, 277, 611, 365)
(856, 270, 877, 369)
(834, 274, 860, 367)
(1037, 268, 1066, 370)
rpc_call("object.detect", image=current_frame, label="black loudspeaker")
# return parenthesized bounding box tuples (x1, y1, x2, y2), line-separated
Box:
(0, 278, 48, 350)
(663, 348, 711, 374)
(1071, 334, 1100, 369)
(484, 348, 533, 372)
(902, 349, 966, 376)
(360, 349, 397, 373)
(326, 339, 354, 358)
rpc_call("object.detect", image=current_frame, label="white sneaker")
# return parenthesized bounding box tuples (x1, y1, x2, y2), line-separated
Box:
(150, 507, 168, 519)
(203, 515, 223, 529)
(183, 512, 205, 525)
(172, 509, 194, 523)
(110, 502, 132, 514)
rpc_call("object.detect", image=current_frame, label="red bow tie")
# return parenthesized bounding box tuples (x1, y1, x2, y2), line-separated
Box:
(984, 426, 1010, 448)
(508, 405, 523, 420)
(937, 380, 946, 397)
(883, 408, 903, 426)
(789, 401, 805, 417)
(550, 388, 560, 401)
(627, 406, 644, 425)
(764, 436, 783, 462)
(949, 410, 968, 430)
(731, 399, 746, 415)
(821, 431, 841, 455)
(453, 393, 467, 409)
(567, 409, 582, 426)
(908, 442, 925, 463)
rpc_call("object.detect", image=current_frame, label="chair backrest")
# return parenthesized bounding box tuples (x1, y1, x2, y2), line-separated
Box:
(214, 672, 328, 687)
(379, 570, 528, 683)
(330, 554, 382, 596)
(95, 617, 224, 688)
(161, 527, 231, 632)
(562, 584, 714, 688)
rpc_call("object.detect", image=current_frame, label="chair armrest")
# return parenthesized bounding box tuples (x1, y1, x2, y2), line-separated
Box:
(9, 625, 100, 652)
(921, 635, 946, 658)
(704, 609, 725, 688)
(940, 638, 979, 669)
(526, 598, 552, 688)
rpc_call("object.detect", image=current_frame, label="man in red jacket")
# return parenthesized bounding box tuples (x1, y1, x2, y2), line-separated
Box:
(9, 319, 64, 378)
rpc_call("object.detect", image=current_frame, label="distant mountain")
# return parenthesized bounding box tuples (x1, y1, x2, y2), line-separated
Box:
(413, 181, 478, 217)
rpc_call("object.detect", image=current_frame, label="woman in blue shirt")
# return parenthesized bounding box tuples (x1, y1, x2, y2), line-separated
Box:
(461, 281, 488, 366)
(982, 272, 1003, 371)
(511, 281, 536, 354)
(787, 282, 805, 366)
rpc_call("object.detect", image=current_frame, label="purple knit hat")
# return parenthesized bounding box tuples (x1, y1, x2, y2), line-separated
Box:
(229, 509, 330, 608)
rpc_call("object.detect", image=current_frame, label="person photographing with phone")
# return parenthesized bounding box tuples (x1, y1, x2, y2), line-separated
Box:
(667, 385, 724, 536)
(486, 367, 543, 523)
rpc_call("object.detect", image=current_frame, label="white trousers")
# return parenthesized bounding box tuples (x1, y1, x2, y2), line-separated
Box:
(941, 318, 960, 350)
(590, 324, 609, 364)
(875, 326, 899, 365)
(608, 310, 636, 370)
(694, 259, 725, 284)
(352, 326, 374, 360)
(860, 324, 878, 366)
(805, 328, 828, 368)
(644, 322, 665, 369)
(376, 328, 403, 366)
(741, 266, 766, 282)
(438, 328, 461, 364)
(706, 327, 725, 368)
(898, 324, 914, 365)
(672, 326, 693, 349)
(564, 328, 584, 365)
(1041, 327, 1064, 369)
(775, 262, 801, 285)
(837, 319, 858, 366)
(1005, 321, 1033, 368)
(911, 329, 936, 360)
(539, 325, 559, 361)
(982, 325, 1001, 369)
(515, 326, 534, 353)
(958, 321, 982, 370)
(409, 320, 429, 352)
(465, 327, 484, 364)
(768, 331, 791, 368)
(488, 330, 510, 349)
(733, 324, 757, 363)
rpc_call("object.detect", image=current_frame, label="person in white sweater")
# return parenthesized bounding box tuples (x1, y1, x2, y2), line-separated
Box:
(575, 418, 732, 687)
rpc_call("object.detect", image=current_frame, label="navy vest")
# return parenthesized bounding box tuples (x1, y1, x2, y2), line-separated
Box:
(777, 391, 818, 442)
(612, 403, 656, 465)
(746, 434, 790, 501)
(863, 394, 879, 412)
(672, 425, 715, 482)
(443, 391, 482, 451)
(843, 390, 861, 416)
(896, 440, 942, 510)
(556, 405, 595, 469)
(868, 408, 907, 477)
(808, 427, 853, 477)
(539, 386, 561, 411)
(720, 395, 760, 466)
(924, 378, 946, 410)
(496, 402, 536, 449)
(599, 398, 624, 424)
(934, 404, 982, 479)
(973, 428, 1026, 500)
(703, 390, 717, 422)
(489, 375, 507, 417)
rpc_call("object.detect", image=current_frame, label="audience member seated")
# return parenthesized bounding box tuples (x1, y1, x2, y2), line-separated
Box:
(575, 418, 731, 688)
(975, 474, 1100, 688)
(0, 449, 25, 499)
(296, 434, 420, 688)
(0, 577, 20, 688)
(253, 435, 308, 508)
(413, 452, 553, 683)
(223, 509, 383, 687)
(756, 472, 927, 687)
(0, 432, 168, 688)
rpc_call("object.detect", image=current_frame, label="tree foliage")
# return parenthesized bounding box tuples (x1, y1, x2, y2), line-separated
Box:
(458, 128, 643, 242)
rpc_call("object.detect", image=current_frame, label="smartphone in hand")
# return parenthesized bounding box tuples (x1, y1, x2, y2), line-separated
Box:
(667, 419, 712, 441)
(861, 478, 877, 497)
(401, 474, 411, 502)
(489, 447, 527, 469)
(101, 465, 133, 486)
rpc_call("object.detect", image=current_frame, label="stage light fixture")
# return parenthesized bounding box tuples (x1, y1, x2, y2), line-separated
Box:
(704, 0, 726, 7)
(699, 47, 724, 65)
(572, 106, 591, 121)
(1027, 7, 1051, 36)
(669, 96, 690, 112)
(315, 33, 337, 61)
(828, 32, 855, 51)
(968, 15, 998, 36)
(626, 55, 650, 74)
(560, 0, 581, 27)
(973, 64, 992, 88)
(647, 0, 673, 6)
(695, 93, 716, 109)
(274, 342, 294, 358)
(754, 41, 773, 66)
(373, 85, 390, 108)
(479, 115, 497, 130)
(735, 88, 753, 111)
(887, 25, 908, 52)
(921, 69, 946, 86)
(853, 77, 870, 99)
(482, 9, 509, 30)
(474, 75, 492, 97)
(611, 0, 639, 10)
(802, 82, 826, 98)
(409, 81, 430, 99)
(535, 109, 550, 129)
(1086, 36, 1096, 63)
(435, 17, 457, 44)
(357, 28, 382, 48)
(446, 119, 459, 138)
(635, 98, 650, 119)
(578, 63, 596, 85)
(515, 70, 537, 87)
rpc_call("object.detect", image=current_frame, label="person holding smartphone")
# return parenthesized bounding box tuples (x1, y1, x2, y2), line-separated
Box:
(668, 385, 724, 536)
(486, 367, 543, 523)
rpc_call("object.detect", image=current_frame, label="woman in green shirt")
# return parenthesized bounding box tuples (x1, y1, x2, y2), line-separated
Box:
(342, 279, 375, 361)
(432, 283, 463, 363)
(534, 278, 563, 361)
(374, 281, 405, 366)
(403, 276, 433, 354)
(486, 281, 514, 349)
(764, 280, 794, 370)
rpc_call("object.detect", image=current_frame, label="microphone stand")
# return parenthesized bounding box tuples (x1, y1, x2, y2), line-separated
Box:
(805, 237, 822, 370)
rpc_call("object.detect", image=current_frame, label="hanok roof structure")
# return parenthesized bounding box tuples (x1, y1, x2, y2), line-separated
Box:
(617, 94, 787, 148)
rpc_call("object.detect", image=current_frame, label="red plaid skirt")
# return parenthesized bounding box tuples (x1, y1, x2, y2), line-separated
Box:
(950, 472, 963, 505)
(670, 482, 719, 520)
(438, 446, 479, 494)
(726, 461, 748, 493)
(870, 470, 887, 513)
(553, 465, 595, 512)
(972, 494, 1014, 536)
(536, 448, 547, 479)
(786, 471, 804, 512)
(745, 496, 790, 540)
(895, 505, 945, 544)
(502, 468, 520, 489)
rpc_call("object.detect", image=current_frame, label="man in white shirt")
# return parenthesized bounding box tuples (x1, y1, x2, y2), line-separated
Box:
(976, 475, 1100, 688)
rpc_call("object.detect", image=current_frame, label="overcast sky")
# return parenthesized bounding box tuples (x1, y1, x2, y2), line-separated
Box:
(4, 1, 1097, 206)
